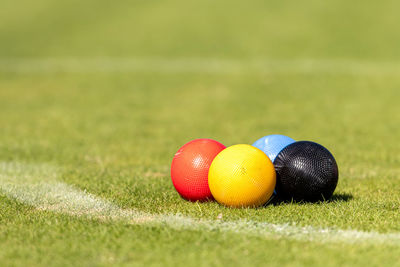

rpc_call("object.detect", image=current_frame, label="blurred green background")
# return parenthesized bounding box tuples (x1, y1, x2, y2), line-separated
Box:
(1, 0, 400, 59)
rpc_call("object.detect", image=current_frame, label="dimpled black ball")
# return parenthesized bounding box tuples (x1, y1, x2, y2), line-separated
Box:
(273, 141, 339, 202)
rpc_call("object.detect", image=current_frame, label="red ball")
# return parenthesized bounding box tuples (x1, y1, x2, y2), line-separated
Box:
(171, 139, 226, 201)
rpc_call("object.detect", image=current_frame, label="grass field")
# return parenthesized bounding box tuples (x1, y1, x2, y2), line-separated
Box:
(1, 0, 400, 266)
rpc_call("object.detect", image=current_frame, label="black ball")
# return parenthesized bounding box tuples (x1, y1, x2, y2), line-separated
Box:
(273, 141, 339, 202)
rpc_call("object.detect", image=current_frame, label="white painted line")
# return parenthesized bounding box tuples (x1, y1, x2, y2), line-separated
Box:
(1, 58, 400, 75)
(1, 161, 399, 245)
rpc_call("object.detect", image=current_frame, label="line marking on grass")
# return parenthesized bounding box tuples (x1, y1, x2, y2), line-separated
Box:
(1, 161, 400, 245)
(1, 58, 400, 75)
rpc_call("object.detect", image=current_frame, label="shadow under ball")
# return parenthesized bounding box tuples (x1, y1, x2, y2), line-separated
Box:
(274, 141, 339, 202)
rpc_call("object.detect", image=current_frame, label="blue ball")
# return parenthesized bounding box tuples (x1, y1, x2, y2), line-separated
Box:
(252, 135, 296, 162)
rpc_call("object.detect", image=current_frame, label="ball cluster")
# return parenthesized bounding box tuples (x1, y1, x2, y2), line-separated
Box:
(171, 135, 339, 208)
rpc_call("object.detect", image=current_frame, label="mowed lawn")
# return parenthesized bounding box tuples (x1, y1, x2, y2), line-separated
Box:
(1, 0, 400, 266)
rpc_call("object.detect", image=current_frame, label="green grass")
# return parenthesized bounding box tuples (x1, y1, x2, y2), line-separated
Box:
(1, 0, 400, 266)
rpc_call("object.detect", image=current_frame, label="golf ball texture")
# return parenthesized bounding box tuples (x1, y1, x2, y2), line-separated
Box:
(171, 139, 226, 201)
(274, 141, 339, 202)
(252, 134, 295, 162)
(208, 144, 276, 208)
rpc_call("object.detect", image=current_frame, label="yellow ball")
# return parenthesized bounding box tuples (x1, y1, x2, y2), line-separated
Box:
(208, 144, 276, 208)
